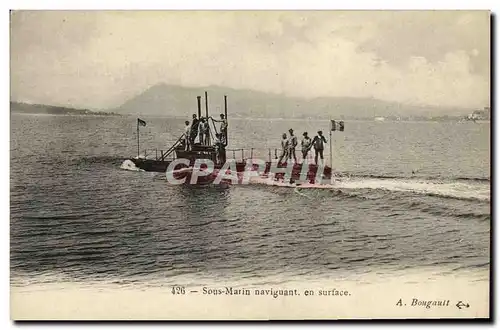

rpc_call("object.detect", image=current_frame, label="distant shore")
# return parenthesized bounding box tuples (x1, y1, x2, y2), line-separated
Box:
(11, 101, 490, 123)
(11, 112, 493, 124)
(10, 102, 120, 117)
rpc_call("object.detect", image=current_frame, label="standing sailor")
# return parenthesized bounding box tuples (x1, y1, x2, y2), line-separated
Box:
(199, 117, 209, 145)
(287, 128, 298, 163)
(278, 133, 289, 164)
(301, 132, 312, 161)
(190, 114, 200, 145)
(311, 130, 327, 165)
(212, 114, 228, 145)
(184, 120, 191, 151)
(214, 133, 226, 165)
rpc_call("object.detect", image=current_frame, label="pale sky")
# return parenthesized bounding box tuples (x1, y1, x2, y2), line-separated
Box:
(10, 10, 490, 110)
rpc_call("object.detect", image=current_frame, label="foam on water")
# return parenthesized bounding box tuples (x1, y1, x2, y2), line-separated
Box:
(120, 159, 144, 172)
(249, 175, 335, 189)
(334, 177, 490, 202)
(248, 174, 489, 202)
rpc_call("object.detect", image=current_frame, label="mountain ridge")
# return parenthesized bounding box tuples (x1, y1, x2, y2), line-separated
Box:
(115, 83, 472, 120)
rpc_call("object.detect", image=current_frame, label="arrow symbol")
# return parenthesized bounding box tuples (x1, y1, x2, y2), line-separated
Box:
(456, 301, 470, 309)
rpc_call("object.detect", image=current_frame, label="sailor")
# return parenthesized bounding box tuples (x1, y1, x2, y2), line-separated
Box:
(301, 132, 312, 161)
(311, 130, 327, 165)
(277, 133, 289, 164)
(287, 128, 298, 163)
(184, 120, 191, 151)
(199, 117, 209, 145)
(214, 133, 226, 165)
(212, 114, 228, 145)
(190, 114, 200, 145)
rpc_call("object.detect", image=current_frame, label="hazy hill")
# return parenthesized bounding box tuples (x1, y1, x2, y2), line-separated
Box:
(115, 83, 470, 119)
(10, 102, 119, 116)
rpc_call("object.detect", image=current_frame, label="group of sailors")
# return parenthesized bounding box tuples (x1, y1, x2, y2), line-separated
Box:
(183, 113, 228, 151)
(181, 115, 328, 166)
(278, 129, 328, 165)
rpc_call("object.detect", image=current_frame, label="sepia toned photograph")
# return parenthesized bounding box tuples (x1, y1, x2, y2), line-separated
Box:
(10, 10, 491, 320)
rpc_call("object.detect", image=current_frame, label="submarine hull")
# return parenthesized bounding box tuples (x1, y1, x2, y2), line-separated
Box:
(129, 158, 332, 185)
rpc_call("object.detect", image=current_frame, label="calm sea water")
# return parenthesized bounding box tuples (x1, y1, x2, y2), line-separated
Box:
(10, 113, 490, 287)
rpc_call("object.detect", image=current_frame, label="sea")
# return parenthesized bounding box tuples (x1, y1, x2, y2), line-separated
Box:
(10, 112, 491, 319)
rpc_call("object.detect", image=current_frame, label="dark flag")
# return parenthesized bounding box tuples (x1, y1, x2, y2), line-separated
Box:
(330, 120, 345, 131)
(137, 118, 147, 127)
(330, 120, 336, 131)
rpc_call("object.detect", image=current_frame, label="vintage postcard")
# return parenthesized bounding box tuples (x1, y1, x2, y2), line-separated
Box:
(10, 10, 491, 320)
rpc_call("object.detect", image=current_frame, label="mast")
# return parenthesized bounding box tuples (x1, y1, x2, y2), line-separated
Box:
(205, 91, 209, 118)
(137, 120, 140, 158)
(205, 91, 210, 145)
(224, 95, 228, 146)
(329, 119, 333, 170)
(197, 96, 202, 119)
